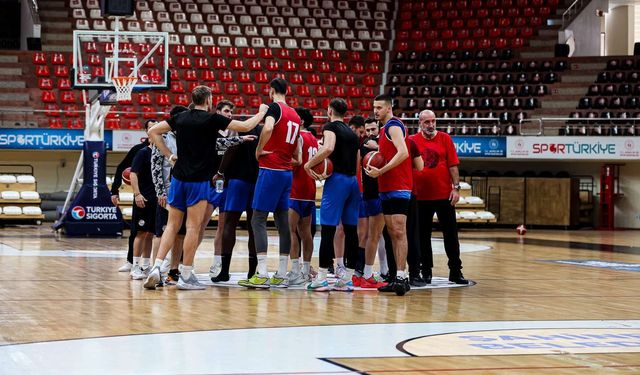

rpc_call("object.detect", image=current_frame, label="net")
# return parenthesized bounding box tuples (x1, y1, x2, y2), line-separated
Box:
(112, 76, 138, 102)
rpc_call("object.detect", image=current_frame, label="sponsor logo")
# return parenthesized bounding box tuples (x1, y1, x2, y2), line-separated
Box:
(138, 219, 145, 227)
(71, 206, 85, 220)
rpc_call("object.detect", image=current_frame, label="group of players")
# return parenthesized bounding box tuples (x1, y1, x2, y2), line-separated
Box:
(115, 77, 468, 296)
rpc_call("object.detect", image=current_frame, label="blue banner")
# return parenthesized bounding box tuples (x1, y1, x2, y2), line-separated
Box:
(452, 136, 506, 157)
(0, 128, 112, 150)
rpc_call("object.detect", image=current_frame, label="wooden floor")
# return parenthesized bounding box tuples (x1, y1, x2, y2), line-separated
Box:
(0, 225, 639, 374)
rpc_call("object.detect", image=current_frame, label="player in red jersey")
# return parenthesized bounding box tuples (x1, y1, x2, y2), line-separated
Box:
(240, 78, 302, 288)
(365, 94, 413, 295)
(287, 107, 318, 286)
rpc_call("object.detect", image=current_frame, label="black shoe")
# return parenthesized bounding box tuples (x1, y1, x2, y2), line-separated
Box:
(328, 264, 335, 275)
(211, 273, 230, 283)
(409, 276, 427, 287)
(378, 278, 396, 293)
(393, 277, 410, 296)
(380, 273, 391, 282)
(449, 270, 469, 285)
(422, 269, 432, 284)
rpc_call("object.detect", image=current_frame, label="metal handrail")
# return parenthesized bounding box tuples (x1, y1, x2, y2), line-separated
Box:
(562, 0, 590, 29)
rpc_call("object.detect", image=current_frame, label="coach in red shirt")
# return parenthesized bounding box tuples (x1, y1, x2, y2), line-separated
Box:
(408, 109, 468, 284)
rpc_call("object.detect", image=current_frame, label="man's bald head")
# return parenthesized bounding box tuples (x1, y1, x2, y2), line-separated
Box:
(418, 109, 437, 137)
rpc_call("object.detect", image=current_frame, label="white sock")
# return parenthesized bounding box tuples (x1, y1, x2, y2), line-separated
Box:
(214, 255, 222, 264)
(291, 258, 300, 273)
(317, 267, 328, 281)
(165, 250, 172, 261)
(363, 264, 374, 279)
(278, 255, 288, 276)
(257, 254, 268, 276)
(302, 261, 310, 275)
(182, 265, 193, 278)
(142, 257, 150, 268)
(336, 257, 344, 269)
(153, 259, 162, 269)
(397, 270, 406, 279)
(133, 256, 141, 267)
(377, 239, 388, 274)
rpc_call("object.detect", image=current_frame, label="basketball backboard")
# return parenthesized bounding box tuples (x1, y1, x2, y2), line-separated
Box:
(72, 30, 170, 91)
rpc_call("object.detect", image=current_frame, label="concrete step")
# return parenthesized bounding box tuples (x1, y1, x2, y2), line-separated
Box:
(556, 87, 588, 95)
(520, 51, 555, 58)
(41, 21, 72, 28)
(538, 27, 560, 37)
(0, 81, 26, 89)
(561, 75, 595, 83)
(541, 100, 578, 109)
(0, 68, 21, 76)
(42, 33, 73, 41)
(0, 55, 18, 63)
(42, 45, 73, 52)
(530, 39, 557, 48)
(39, 10, 68, 17)
(570, 62, 606, 71)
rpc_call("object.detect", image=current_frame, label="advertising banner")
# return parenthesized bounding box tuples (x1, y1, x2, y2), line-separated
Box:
(506, 137, 640, 160)
(0, 128, 112, 150)
(452, 136, 506, 157)
(112, 130, 148, 152)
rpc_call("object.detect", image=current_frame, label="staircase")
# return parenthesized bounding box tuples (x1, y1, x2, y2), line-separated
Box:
(38, 0, 73, 53)
(0, 52, 36, 127)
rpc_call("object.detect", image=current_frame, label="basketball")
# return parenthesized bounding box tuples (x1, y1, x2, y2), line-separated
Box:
(311, 159, 333, 180)
(516, 224, 527, 235)
(122, 167, 131, 185)
(363, 151, 386, 170)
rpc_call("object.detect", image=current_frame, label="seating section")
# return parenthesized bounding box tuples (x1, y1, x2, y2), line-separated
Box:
(387, 48, 568, 132)
(395, 0, 559, 52)
(0, 172, 44, 221)
(567, 57, 640, 136)
(35, 0, 393, 128)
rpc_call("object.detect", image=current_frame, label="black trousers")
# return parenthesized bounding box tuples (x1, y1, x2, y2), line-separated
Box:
(126, 207, 137, 263)
(407, 198, 462, 277)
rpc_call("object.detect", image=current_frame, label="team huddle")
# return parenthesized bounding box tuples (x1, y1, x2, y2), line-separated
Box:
(115, 78, 468, 296)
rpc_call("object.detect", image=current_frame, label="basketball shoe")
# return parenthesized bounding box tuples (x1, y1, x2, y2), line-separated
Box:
(238, 274, 270, 289)
(177, 270, 206, 290)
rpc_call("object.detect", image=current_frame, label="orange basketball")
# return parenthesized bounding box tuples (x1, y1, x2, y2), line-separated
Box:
(363, 151, 386, 170)
(122, 167, 132, 186)
(311, 159, 333, 180)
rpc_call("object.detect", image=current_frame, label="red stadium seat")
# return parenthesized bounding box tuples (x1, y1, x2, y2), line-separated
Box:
(308, 74, 321, 85)
(175, 94, 190, 106)
(126, 120, 142, 130)
(142, 107, 157, 119)
(201, 70, 215, 81)
(105, 118, 120, 129)
(334, 62, 347, 73)
(286, 97, 299, 107)
(249, 97, 261, 108)
(184, 70, 197, 81)
(138, 93, 152, 105)
(169, 69, 179, 81)
(191, 45, 204, 57)
(283, 61, 296, 72)
(243, 83, 257, 95)
(260, 49, 274, 59)
(277, 49, 290, 59)
(314, 86, 328, 97)
(266, 60, 279, 71)
(231, 59, 244, 70)
(300, 61, 314, 72)
(290, 73, 303, 84)
(54, 66, 69, 78)
(363, 76, 376, 86)
(64, 105, 79, 117)
(122, 106, 137, 119)
(318, 61, 330, 73)
(249, 59, 262, 71)
(209, 82, 221, 94)
(255, 72, 268, 83)
(220, 71, 233, 82)
(33, 52, 46, 65)
(57, 79, 71, 90)
(259, 84, 271, 96)
(344, 74, 355, 86)
(332, 86, 346, 97)
(328, 50, 341, 61)
(225, 83, 239, 95)
(208, 46, 222, 57)
(347, 87, 361, 97)
(294, 49, 307, 60)
(243, 47, 257, 58)
(213, 58, 226, 69)
(51, 53, 65, 65)
(61, 92, 76, 104)
(303, 98, 318, 109)
(362, 87, 375, 98)
(173, 45, 187, 56)
(226, 47, 239, 58)
(187, 82, 199, 92)
(195, 57, 209, 69)
(352, 63, 364, 74)
(67, 119, 83, 129)
(38, 78, 53, 90)
(238, 71, 251, 82)
(311, 50, 324, 60)
(178, 57, 191, 69)
(170, 81, 185, 93)
(45, 104, 60, 117)
(358, 99, 372, 111)
(296, 85, 310, 97)
(36, 65, 50, 77)
(324, 74, 338, 86)
(232, 96, 245, 108)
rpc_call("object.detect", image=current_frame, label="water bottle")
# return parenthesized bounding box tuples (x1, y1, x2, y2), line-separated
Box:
(215, 178, 224, 193)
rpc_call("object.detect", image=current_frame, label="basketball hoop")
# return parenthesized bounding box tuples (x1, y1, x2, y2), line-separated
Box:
(112, 76, 138, 102)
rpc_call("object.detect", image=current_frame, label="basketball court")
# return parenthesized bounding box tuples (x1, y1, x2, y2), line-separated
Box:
(0, 226, 638, 374)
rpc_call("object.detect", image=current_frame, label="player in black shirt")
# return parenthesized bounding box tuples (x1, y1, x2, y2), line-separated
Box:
(145, 85, 268, 290)
(113, 119, 153, 273)
(304, 98, 361, 291)
(129, 143, 157, 280)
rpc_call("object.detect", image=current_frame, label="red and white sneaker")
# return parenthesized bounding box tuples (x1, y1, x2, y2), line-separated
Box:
(352, 275, 362, 287)
(360, 276, 388, 289)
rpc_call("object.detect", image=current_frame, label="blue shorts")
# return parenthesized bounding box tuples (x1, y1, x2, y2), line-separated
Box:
(320, 172, 361, 226)
(208, 186, 227, 208)
(168, 177, 210, 212)
(223, 179, 254, 213)
(360, 198, 383, 217)
(289, 199, 315, 217)
(252, 168, 292, 212)
(380, 191, 412, 201)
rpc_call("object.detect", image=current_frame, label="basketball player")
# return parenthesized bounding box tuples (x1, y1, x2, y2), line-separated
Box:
(365, 94, 413, 296)
(129, 136, 157, 280)
(408, 109, 468, 285)
(211, 120, 261, 282)
(305, 98, 360, 292)
(151, 107, 188, 284)
(239, 78, 301, 289)
(113, 119, 152, 272)
(144, 86, 268, 290)
(287, 107, 318, 285)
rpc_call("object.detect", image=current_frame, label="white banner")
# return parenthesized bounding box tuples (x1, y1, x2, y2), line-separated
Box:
(111, 130, 147, 152)
(506, 136, 640, 160)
